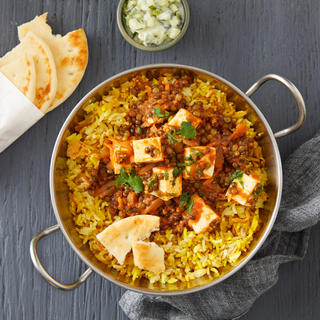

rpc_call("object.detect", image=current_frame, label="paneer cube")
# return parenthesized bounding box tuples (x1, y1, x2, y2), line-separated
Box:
(104, 139, 134, 174)
(188, 194, 221, 234)
(183, 147, 216, 179)
(167, 108, 201, 129)
(226, 173, 259, 206)
(151, 167, 182, 200)
(133, 137, 164, 164)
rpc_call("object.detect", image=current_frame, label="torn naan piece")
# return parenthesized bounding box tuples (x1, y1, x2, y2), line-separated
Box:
(0, 31, 57, 113)
(96, 216, 160, 265)
(0, 53, 36, 103)
(132, 241, 165, 275)
(18, 13, 89, 112)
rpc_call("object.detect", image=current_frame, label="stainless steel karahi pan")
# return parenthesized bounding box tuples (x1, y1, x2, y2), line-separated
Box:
(30, 64, 306, 294)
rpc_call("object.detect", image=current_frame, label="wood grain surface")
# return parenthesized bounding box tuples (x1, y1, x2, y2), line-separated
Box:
(0, 0, 319, 319)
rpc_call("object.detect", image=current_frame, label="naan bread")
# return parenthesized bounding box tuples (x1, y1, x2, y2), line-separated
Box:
(0, 54, 36, 103)
(18, 13, 89, 112)
(132, 241, 165, 275)
(0, 31, 57, 113)
(96, 216, 160, 265)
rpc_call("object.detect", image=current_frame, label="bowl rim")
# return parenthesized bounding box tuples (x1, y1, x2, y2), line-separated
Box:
(116, 0, 190, 52)
(50, 63, 282, 295)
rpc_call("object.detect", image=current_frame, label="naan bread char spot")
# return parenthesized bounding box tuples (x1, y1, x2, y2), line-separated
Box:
(18, 13, 89, 112)
(0, 53, 36, 103)
(132, 241, 165, 275)
(0, 31, 57, 113)
(96, 216, 160, 265)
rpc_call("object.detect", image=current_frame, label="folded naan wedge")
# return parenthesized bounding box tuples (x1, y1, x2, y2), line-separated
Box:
(0, 53, 36, 103)
(96, 216, 160, 265)
(0, 31, 57, 113)
(132, 241, 165, 275)
(18, 13, 89, 112)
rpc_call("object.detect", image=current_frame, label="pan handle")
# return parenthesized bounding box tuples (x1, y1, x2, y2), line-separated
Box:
(245, 74, 306, 138)
(30, 224, 93, 291)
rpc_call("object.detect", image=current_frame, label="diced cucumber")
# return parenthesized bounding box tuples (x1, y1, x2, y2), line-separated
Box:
(157, 12, 171, 20)
(169, 4, 178, 12)
(129, 19, 146, 31)
(148, 26, 166, 44)
(135, 11, 144, 19)
(144, 12, 151, 21)
(138, 31, 148, 42)
(141, 3, 149, 11)
(124, 15, 131, 26)
(123, 5, 135, 15)
(157, 0, 168, 6)
(126, 6, 137, 15)
(147, 17, 156, 27)
(154, 1, 162, 9)
(147, 0, 155, 7)
(128, 1, 137, 7)
(169, 15, 179, 27)
(151, 28, 160, 38)
(163, 21, 171, 29)
(168, 27, 181, 39)
(153, 8, 162, 16)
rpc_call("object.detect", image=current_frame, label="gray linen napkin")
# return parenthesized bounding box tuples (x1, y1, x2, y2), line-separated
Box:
(120, 130, 320, 320)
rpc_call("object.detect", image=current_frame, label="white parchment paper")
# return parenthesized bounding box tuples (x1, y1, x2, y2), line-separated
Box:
(0, 72, 44, 153)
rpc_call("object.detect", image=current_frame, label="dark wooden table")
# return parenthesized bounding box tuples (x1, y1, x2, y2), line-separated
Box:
(1, 0, 319, 319)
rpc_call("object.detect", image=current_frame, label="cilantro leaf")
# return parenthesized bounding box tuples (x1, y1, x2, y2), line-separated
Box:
(154, 107, 165, 117)
(130, 176, 144, 193)
(114, 175, 127, 185)
(191, 148, 202, 159)
(170, 153, 177, 163)
(130, 168, 136, 177)
(114, 169, 128, 185)
(179, 192, 194, 214)
(114, 167, 144, 193)
(179, 192, 190, 207)
(253, 184, 265, 196)
(154, 107, 169, 118)
(180, 121, 197, 140)
(148, 173, 158, 190)
(194, 169, 202, 178)
(177, 156, 196, 167)
(185, 198, 194, 214)
(168, 130, 182, 144)
(253, 189, 265, 196)
(228, 170, 244, 188)
(172, 167, 182, 186)
(228, 170, 244, 182)
(177, 163, 188, 167)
